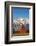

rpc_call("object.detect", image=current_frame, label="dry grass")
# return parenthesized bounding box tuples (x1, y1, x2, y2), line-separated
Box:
(13, 26, 29, 36)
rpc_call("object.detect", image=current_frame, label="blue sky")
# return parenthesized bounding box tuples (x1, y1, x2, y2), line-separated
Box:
(11, 7, 30, 20)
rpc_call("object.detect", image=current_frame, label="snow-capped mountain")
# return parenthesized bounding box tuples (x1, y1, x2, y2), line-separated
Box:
(13, 18, 29, 32)
(13, 18, 29, 25)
